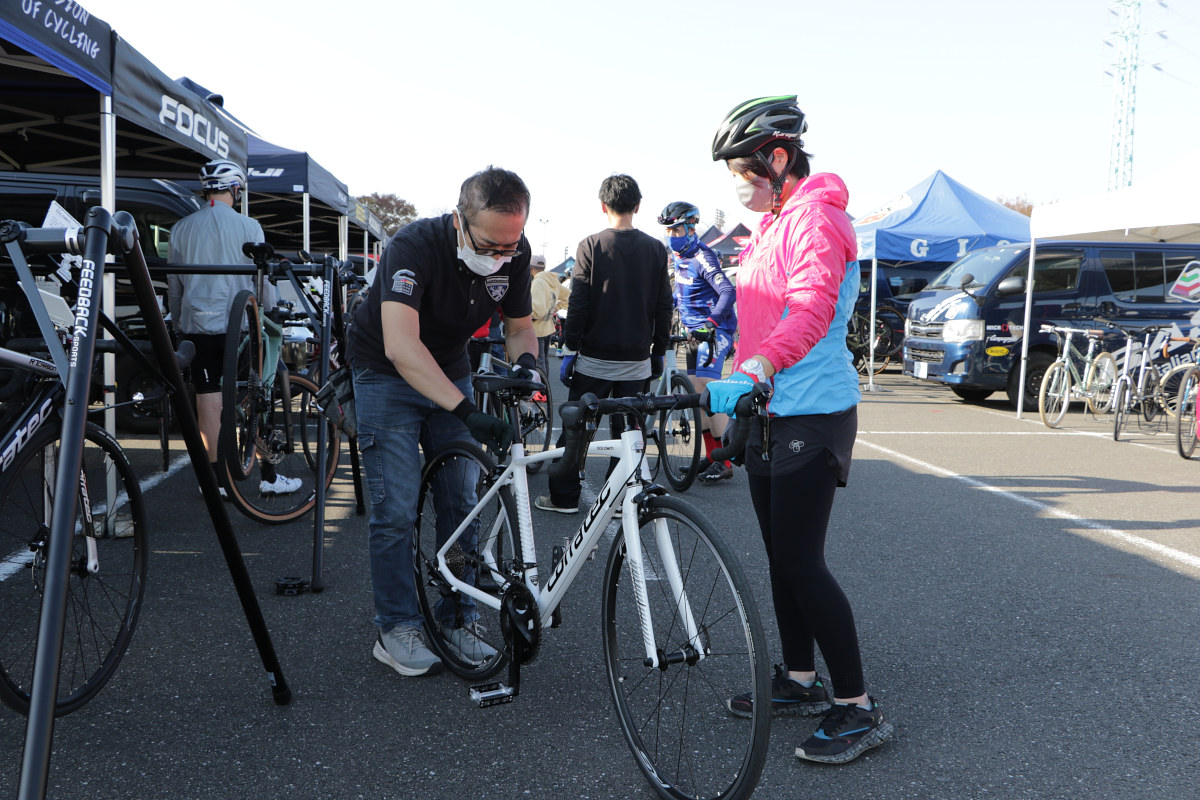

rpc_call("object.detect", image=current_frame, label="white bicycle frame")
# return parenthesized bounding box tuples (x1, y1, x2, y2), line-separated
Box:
(433, 428, 704, 670)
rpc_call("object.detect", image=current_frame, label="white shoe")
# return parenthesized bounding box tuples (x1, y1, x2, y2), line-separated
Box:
(260, 474, 303, 495)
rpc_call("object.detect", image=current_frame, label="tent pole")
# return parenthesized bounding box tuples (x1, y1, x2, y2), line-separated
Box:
(1016, 239, 1039, 418)
(100, 95, 119, 512)
(866, 255, 879, 391)
(303, 192, 311, 253)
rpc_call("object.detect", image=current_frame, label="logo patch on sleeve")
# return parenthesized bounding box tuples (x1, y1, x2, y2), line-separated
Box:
(485, 275, 509, 302)
(392, 269, 417, 296)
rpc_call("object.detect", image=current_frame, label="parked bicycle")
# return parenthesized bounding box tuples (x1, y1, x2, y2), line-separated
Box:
(642, 333, 704, 491)
(1037, 323, 1117, 428)
(412, 378, 771, 800)
(846, 308, 895, 374)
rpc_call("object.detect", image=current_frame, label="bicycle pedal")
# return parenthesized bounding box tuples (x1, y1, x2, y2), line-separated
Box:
(469, 681, 515, 708)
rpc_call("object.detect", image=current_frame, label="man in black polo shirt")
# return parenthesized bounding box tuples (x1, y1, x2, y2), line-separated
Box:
(347, 166, 539, 678)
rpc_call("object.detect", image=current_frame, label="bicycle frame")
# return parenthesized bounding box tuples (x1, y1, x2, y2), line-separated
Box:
(433, 429, 701, 669)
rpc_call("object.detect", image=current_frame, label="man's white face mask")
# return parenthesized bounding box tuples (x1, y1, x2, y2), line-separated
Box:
(455, 209, 511, 276)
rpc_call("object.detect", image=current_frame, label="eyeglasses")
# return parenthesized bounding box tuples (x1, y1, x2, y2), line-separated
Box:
(459, 208, 525, 258)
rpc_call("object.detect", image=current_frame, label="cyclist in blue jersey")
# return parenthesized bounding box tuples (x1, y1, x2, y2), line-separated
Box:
(657, 201, 738, 483)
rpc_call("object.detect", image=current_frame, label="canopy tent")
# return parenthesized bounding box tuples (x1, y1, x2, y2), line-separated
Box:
(1014, 152, 1200, 415)
(853, 170, 1031, 386)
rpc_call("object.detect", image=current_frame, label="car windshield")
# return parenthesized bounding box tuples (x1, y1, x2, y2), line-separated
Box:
(927, 246, 1023, 290)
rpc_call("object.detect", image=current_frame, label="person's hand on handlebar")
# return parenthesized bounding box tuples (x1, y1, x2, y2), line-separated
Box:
(452, 399, 514, 455)
(688, 320, 717, 344)
(705, 359, 768, 416)
(509, 352, 543, 384)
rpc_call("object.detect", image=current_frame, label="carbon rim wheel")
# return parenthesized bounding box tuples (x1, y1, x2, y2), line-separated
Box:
(221, 290, 262, 482)
(0, 419, 147, 717)
(223, 371, 339, 524)
(601, 496, 770, 800)
(414, 441, 515, 681)
(1038, 361, 1071, 428)
(659, 373, 701, 492)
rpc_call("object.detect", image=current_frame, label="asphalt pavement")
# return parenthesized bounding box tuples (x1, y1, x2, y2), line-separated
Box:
(2, 366, 1197, 799)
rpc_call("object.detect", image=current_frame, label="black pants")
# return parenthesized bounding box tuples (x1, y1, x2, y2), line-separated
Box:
(747, 457, 865, 699)
(546, 371, 649, 508)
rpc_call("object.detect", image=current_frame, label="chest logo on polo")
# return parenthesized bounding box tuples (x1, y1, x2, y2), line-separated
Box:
(485, 275, 509, 302)
(392, 269, 417, 296)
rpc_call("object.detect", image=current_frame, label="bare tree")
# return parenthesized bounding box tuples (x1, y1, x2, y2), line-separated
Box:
(357, 192, 418, 235)
(997, 194, 1033, 217)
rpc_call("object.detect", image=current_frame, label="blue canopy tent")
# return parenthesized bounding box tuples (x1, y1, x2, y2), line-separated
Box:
(853, 170, 1031, 384)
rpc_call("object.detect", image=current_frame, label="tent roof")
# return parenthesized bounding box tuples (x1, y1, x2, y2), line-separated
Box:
(1030, 151, 1200, 244)
(854, 170, 1029, 262)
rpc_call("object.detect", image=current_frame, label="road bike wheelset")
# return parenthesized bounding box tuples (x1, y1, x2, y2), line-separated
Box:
(1176, 367, 1200, 459)
(656, 372, 702, 491)
(1038, 360, 1072, 429)
(0, 419, 147, 716)
(413, 441, 517, 681)
(601, 495, 771, 800)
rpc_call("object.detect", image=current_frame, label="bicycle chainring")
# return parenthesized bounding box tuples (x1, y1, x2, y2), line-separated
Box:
(499, 583, 541, 664)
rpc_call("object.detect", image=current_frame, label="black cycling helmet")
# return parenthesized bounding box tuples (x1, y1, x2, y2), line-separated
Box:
(657, 201, 700, 228)
(710, 95, 807, 162)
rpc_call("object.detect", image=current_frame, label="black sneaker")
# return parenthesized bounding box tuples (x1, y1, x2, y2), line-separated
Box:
(698, 460, 733, 483)
(795, 698, 894, 764)
(726, 664, 832, 718)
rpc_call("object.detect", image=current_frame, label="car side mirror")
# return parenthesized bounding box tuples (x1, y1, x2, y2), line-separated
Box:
(995, 276, 1026, 297)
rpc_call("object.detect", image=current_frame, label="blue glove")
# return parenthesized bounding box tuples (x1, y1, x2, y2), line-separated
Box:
(705, 371, 756, 416)
(560, 352, 577, 386)
(510, 352, 542, 384)
(650, 354, 664, 379)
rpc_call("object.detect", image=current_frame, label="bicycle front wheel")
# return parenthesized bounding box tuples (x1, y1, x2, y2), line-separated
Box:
(0, 419, 148, 716)
(414, 441, 517, 681)
(1085, 352, 1117, 415)
(1140, 365, 1162, 423)
(224, 371, 339, 524)
(1113, 378, 1131, 441)
(221, 289, 263, 482)
(601, 496, 770, 800)
(1176, 367, 1199, 459)
(658, 373, 701, 491)
(1038, 360, 1071, 428)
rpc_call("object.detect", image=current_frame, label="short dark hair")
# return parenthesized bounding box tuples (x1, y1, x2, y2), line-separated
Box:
(598, 174, 642, 214)
(458, 166, 531, 221)
(728, 143, 812, 182)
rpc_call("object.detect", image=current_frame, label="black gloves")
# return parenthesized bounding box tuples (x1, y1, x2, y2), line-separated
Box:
(509, 351, 542, 383)
(452, 399, 514, 455)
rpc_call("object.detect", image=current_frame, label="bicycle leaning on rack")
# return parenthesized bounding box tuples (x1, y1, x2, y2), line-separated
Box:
(1036, 322, 1118, 428)
(411, 377, 771, 800)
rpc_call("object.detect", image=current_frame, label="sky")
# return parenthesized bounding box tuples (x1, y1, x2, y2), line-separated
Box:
(81, 0, 1200, 264)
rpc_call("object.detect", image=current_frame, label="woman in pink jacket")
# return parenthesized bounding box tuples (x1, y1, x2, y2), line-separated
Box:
(706, 96, 893, 764)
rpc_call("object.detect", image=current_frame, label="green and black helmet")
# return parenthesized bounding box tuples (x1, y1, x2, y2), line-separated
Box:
(710, 95, 807, 162)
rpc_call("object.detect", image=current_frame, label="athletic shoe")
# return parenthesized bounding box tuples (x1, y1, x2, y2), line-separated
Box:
(695, 457, 713, 476)
(795, 698, 894, 764)
(698, 460, 733, 483)
(727, 664, 832, 718)
(260, 474, 303, 495)
(373, 626, 442, 677)
(534, 495, 578, 514)
(442, 622, 498, 665)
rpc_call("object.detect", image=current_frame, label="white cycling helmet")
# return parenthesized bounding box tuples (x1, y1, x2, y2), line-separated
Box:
(199, 158, 246, 192)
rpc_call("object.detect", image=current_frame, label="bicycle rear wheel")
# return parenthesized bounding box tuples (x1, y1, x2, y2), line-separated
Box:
(224, 371, 339, 524)
(1158, 364, 1192, 420)
(221, 289, 263, 482)
(0, 419, 147, 716)
(520, 374, 553, 474)
(658, 373, 701, 491)
(1113, 378, 1131, 441)
(1176, 367, 1199, 459)
(601, 495, 770, 800)
(414, 441, 516, 681)
(1038, 360, 1071, 428)
(1084, 352, 1117, 415)
(1140, 365, 1162, 423)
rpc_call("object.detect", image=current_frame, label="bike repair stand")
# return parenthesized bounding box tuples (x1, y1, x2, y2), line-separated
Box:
(13, 209, 292, 800)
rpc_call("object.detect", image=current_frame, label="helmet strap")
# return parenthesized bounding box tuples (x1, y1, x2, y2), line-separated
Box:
(754, 147, 799, 216)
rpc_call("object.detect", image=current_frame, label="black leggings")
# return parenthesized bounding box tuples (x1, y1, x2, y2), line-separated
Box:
(747, 456, 864, 699)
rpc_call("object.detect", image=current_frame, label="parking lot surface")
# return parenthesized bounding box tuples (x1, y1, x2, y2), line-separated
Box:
(2, 369, 1196, 799)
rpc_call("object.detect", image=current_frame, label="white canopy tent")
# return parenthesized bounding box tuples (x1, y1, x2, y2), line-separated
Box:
(1016, 152, 1200, 416)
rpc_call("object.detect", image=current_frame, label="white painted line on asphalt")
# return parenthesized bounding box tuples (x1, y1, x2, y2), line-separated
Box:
(973, 406, 1171, 452)
(857, 438, 1200, 572)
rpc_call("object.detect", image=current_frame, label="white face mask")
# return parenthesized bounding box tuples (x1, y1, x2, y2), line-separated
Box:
(455, 209, 511, 276)
(734, 173, 774, 213)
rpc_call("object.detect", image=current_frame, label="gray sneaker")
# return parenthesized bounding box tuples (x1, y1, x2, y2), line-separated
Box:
(373, 626, 442, 677)
(442, 622, 498, 665)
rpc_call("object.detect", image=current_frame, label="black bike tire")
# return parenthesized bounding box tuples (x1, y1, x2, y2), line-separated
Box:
(0, 418, 148, 716)
(413, 440, 518, 681)
(1140, 365, 1162, 423)
(223, 371, 339, 524)
(1113, 379, 1131, 441)
(523, 371, 553, 475)
(601, 495, 770, 800)
(221, 289, 262, 482)
(876, 307, 906, 358)
(1176, 368, 1199, 459)
(658, 373, 701, 492)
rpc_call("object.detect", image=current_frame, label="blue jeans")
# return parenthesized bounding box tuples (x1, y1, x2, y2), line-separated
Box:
(353, 367, 480, 633)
